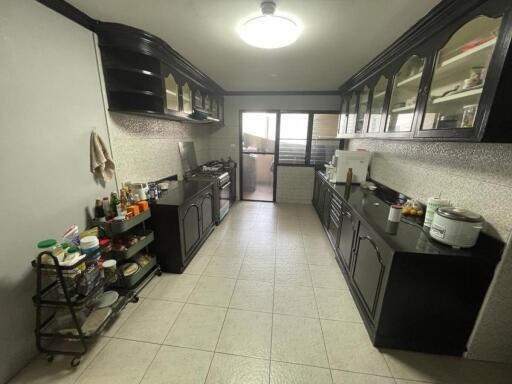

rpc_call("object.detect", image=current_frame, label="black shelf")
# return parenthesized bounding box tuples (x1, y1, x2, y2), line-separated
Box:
(110, 231, 154, 261)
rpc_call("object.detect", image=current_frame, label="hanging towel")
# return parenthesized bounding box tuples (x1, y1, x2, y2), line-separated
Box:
(90, 130, 115, 182)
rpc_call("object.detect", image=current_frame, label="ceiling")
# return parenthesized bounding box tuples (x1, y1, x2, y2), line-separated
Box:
(68, 0, 441, 92)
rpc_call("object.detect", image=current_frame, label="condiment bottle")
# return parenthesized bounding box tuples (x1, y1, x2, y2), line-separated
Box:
(102, 197, 110, 219)
(94, 198, 105, 221)
(346, 168, 353, 188)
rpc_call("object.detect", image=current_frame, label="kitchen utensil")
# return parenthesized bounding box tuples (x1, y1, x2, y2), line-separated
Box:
(95, 291, 119, 308)
(430, 207, 483, 248)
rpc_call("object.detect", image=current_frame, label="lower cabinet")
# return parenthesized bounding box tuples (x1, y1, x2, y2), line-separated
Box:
(313, 170, 499, 356)
(149, 183, 215, 273)
(337, 207, 357, 272)
(351, 225, 391, 322)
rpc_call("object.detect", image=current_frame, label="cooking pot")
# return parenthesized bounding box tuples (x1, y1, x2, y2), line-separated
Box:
(430, 207, 483, 248)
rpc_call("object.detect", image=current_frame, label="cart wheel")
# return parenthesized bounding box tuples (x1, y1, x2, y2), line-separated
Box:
(156, 269, 162, 276)
(46, 354, 54, 363)
(70, 357, 81, 368)
(132, 295, 139, 303)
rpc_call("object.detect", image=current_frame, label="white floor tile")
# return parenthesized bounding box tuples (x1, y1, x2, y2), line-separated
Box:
(206, 353, 269, 384)
(204, 256, 242, 278)
(148, 273, 200, 302)
(314, 288, 361, 322)
(75, 339, 159, 384)
(270, 361, 332, 384)
(309, 265, 348, 290)
(273, 284, 318, 318)
(321, 320, 391, 377)
(217, 309, 272, 359)
(272, 314, 329, 368)
(141, 345, 213, 384)
(230, 280, 274, 312)
(239, 261, 275, 283)
(164, 303, 226, 351)
(331, 370, 395, 384)
(188, 276, 236, 307)
(275, 263, 312, 287)
(115, 299, 183, 343)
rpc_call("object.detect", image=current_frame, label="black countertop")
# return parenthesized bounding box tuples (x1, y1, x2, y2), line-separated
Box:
(318, 172, 502, 260)
(152, 180, 213, 207)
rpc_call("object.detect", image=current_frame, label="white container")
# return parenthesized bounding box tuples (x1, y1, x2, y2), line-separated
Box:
(424, 197, 451, 227)
(331, 150, 371, 184)
(429, 207, 483, 248)
(80, 236, 100, 257)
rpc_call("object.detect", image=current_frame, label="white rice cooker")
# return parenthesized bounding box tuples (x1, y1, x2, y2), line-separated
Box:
(429, 207, 483, 248)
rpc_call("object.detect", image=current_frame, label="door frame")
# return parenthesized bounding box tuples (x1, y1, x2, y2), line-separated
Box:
(239, 109, 280, 202)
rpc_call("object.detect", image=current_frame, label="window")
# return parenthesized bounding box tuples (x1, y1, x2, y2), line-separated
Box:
(277, 112, 342, 166)
(278, 113, 309, 164)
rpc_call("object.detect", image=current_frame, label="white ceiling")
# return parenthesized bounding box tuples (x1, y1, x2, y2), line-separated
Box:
(68, 0, 441, 91)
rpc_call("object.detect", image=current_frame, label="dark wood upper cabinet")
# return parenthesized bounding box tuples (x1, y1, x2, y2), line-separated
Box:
(338, 0, 512, 142)
(95, 22, 224, 125)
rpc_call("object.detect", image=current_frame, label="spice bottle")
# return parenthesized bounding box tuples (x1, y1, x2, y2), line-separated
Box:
(94, 198, 105, 221)
(102, 197, 110, 219)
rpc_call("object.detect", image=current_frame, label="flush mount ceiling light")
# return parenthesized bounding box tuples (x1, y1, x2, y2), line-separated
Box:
(238, 1, 302, 49)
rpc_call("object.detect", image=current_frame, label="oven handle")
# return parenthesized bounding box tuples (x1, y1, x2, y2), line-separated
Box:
(220, 181, 232, 190)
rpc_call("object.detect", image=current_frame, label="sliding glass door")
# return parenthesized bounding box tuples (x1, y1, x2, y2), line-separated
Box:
(240, 112, 277, 202)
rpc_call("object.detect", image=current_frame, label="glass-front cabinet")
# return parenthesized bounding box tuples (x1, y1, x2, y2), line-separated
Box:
(355, 86, 370, 133)
(212, 98, 219, 118)
(368, 76, 389, 133)
(204, 94, 211, 112)
(336, 0, 512, 142)
(337, 98, 348, 137)
(419, 16, 502, 132)
(164, 73, 179, 111)
(346, 94, 358, 134)
(194, 90, 203, 110)
(385, 55, 425, 133)
(182, 82, 193, 114)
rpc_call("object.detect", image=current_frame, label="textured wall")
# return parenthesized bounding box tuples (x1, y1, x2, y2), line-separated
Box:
(347, 138, 512, 363)
(106, 113, 212, 184)
(276, 166, 315, 204)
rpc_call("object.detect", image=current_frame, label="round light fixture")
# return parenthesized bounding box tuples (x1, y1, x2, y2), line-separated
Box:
(238, 1, 301, 49)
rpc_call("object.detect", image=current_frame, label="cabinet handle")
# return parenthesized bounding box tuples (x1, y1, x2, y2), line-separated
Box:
(359, 235, 383, 265)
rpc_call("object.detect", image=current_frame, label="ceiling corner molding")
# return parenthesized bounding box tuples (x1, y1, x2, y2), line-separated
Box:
(337, 0, 487, 93)
(225, 90, 341, 96)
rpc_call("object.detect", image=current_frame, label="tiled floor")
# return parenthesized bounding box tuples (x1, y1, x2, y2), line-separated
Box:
(10, 202, 512, 384)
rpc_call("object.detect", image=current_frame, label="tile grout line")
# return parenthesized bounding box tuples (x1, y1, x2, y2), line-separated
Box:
(269, 235, 278, 383)
(71, 336, 113, 384)
(201, 240, 245, 384)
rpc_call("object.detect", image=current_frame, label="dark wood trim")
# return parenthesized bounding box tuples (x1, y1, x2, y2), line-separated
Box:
(225, 90, 341, 96)
(305, 113, 314, 165)
(36, 0, 98, 30)
(338, 0, 492, 93)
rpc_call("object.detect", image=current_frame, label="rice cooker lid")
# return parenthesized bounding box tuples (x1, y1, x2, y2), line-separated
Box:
(436, 207, 482, 223)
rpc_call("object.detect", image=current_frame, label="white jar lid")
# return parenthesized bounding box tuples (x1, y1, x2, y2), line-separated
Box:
(103, 259, 117, 268)
(80, 236, 99, 249)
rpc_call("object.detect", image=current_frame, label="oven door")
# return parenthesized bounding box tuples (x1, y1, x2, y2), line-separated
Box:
(219, 181, 232, 221)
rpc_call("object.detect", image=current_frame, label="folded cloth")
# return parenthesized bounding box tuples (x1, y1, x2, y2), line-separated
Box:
(90, 130, 115, 182)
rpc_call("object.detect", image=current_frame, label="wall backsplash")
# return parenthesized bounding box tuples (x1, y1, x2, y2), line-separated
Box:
(107, 112, 212, 184)
(347, 139, 512, 241)
(347, 138, 512, 363)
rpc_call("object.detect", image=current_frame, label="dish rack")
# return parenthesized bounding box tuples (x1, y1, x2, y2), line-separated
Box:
(32, 209, 161, 367)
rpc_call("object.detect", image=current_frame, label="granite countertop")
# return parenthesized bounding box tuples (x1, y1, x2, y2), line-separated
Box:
(152, 180, 213, 206)
(318, 172, 502, 260)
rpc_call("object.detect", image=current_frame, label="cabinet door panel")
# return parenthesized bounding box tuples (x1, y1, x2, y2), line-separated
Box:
(165, 72, 179, 111)
(419, 16, 502, 133)
(385, 56, 426, 132)
(337, 98, 348, 137)
(352, 229, 386, 318)
(368, 76, 389, 133)
(355, 86, 370, 133)
(182, 204, 201, 257)
(346, 93, 358, 133)
(200, 192, 214, 235)
(337, 211, 357, 272)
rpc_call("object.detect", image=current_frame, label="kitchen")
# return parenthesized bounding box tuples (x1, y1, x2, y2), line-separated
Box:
(2, 0, 512, 383)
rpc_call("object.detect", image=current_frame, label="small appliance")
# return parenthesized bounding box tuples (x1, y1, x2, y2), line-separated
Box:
(330, 150, 371, 184)
(429, 207, 483, 248)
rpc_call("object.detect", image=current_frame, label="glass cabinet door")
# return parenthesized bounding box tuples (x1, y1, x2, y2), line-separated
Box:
(204, 95, 211, 112)
(165, 73, 179, 111)
(421, 16, 501, 130)
(182, 82, 192, 114)
(212, 97, 218, 118)
(346, 94, 358, 133)
(337, 98, 348, 137)
(355, 86, 370, 133)
(194, 90, 203, 110)
(368, 76, 389, 133)
(385, 56, 425, 132)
